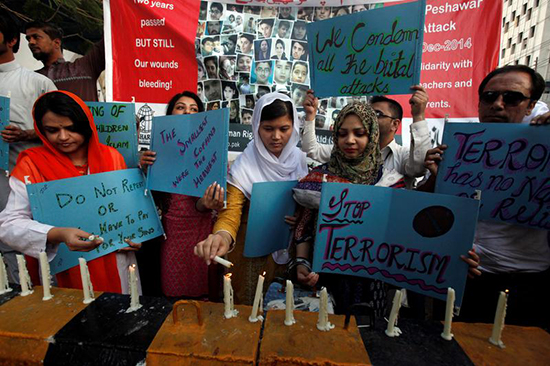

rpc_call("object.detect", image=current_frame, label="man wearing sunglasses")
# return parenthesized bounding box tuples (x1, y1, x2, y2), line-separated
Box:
(424, 65, 550, 327)
(300, 85, 431, 189)
(478, 65, 549, 124)
(472, 65, 550, 327)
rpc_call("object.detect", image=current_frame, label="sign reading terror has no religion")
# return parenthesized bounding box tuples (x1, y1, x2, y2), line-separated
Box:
(435, 122, 550, 230)
(306, 0, 426, 98)
(27, 169, 164, 274)
(313, 183, 479, 307)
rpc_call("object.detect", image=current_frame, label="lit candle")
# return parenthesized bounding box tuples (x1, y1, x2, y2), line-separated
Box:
(214, 256, 233, 268)
(39, 252, 53, 301)
(0, 253, 13, 295)
(441, 287, 455, 340)
(385, 289, 403, 337)
(249, 272, 265, 322)
(16, 254, 33, 296)
(79, 258, 95, 304)
(284, 280, 296, 326)
(489, 290, 508, 348)
(317, 287, 334, 331)
(127, 264, 142, 312)
(223, 273, 238, 319)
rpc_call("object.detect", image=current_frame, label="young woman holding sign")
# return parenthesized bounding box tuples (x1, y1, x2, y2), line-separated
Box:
(0, 90, 140, 293)
(290, 96, 481, 315)
(140, 91, 224, 300)
(194, 92, 308, 305)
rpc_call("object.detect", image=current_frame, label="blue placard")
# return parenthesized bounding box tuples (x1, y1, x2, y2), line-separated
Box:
(86, 102, 139, 168)
(306, 0, 426, 98)
(244, 181, 297, 257)
(0, 96, 9, 171)
(435, 122, 550, 230)
(146, 109, 229, 197)
(27, 168, 164, 274)
(313, 183, 480, 307)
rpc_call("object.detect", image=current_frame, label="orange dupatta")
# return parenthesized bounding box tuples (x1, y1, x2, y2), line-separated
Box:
(11, 91, 126, 293)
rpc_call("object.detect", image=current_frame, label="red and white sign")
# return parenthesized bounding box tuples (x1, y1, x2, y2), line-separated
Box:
(390, 0, 501, 120)
(104, 0, 200, 103)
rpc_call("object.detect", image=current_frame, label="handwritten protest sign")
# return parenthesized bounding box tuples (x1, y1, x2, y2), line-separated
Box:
(87, 102, 139, 168)
(146, 109, 229, 197)
(27, 169, 164, 274)
(313, 182, 479, 306)
(0, 96, 8, 171)
(244, 181, 297, 257)
(306, 0, 426, 98)
(435, 122, 550, 230)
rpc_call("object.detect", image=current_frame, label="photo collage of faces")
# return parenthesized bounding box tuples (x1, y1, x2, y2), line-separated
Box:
(196, 2, 376, 128)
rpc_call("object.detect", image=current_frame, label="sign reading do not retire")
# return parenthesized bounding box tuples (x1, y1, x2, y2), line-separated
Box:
(306, 0, 426, 98)
(313, 182, 479, 307)
(27, 169, 164, 274)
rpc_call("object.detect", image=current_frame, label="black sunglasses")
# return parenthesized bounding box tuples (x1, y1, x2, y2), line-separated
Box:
(373, 110, 397, 120)
(480, 91, 531, 106)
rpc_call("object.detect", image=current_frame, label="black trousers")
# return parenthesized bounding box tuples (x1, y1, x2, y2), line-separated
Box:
(457, 267, 550, 330)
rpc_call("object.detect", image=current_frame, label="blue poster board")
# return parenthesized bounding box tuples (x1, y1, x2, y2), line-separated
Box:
(146, 109, 229, 197)
(27, 168, 164, 274)
(435, 122, 550, 230)
(86, 102, 139, 168)
(244, 181, 297, 257)
(0, 96, 9, 171)
(306, 0, 426, 98)
(313, 183, 480, 306)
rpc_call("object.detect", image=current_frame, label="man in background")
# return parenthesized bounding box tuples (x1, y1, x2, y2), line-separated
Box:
(25, 21, 103, 101)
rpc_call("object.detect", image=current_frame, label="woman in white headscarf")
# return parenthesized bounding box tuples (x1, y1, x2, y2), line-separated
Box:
(194, 92, 308, 304)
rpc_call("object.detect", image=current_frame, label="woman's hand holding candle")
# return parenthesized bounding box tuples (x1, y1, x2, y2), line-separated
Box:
(195, 232, 233, 265)
(47, 227, 103, 252)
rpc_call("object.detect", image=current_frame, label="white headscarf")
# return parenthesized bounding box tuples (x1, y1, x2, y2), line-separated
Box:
(229, 92, 308, 198)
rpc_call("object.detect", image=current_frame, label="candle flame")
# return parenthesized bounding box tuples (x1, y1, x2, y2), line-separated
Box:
(225, 273, 232, 279)
(262, 271, 266, 276)
(505, 289, 509, 294)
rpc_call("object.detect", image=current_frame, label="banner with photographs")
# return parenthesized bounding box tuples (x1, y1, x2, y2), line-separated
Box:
(196, 1, 380, 139)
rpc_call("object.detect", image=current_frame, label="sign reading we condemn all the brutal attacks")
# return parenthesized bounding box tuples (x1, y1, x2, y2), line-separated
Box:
(306, 0, 426, 98)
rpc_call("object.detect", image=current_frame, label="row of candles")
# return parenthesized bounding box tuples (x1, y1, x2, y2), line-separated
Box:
(219, 258, 334, 330)
(0, 253, 509, 345)
(386, 287, 508, 347)
(222, 269, 334, 330)
(0, 253, 141, 313)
